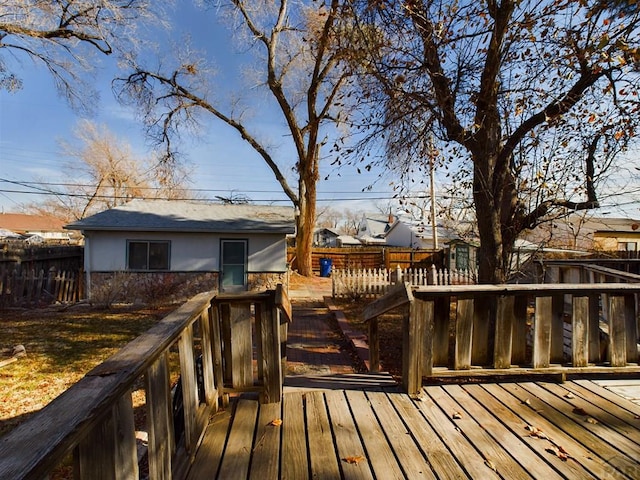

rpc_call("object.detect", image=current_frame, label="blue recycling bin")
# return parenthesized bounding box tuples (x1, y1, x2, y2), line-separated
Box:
(319, 258, 333, 277)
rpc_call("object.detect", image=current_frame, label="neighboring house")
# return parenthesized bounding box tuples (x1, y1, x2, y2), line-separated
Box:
(314, 228, 341, 247)
(588, 217, 640, 252)
(314, 228, 362, 247)
(445, 239, 479, 271)
(384, 217, 457, 249)
(357, 213, 395, 244)
(0, 213, 73, 242)
(526, 214, 640, 252)
(65, 199, 296, 298)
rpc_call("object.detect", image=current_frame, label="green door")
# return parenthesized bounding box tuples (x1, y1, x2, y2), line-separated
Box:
(221, 240, 247, 291)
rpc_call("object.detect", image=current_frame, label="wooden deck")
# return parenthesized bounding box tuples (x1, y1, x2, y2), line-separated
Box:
(186, 375, 640, 479)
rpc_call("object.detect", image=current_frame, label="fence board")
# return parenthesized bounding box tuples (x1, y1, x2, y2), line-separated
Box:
(0, 268, 82, 307)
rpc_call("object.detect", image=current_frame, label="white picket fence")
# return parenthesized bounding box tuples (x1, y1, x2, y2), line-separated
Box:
(331, 265, 477, 298)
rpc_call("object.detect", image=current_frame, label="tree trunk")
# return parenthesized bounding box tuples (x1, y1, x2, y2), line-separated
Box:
(295, 153, 318, 277)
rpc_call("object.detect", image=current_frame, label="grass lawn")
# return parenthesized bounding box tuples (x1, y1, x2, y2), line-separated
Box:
(0, 303, 175, 438)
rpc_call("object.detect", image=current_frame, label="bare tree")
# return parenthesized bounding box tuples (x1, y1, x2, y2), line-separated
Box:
(0, 0, 157, 112)
(116, 0, 368, 276)
(29, 119, 192, 221)
(354, 0, 640, 283)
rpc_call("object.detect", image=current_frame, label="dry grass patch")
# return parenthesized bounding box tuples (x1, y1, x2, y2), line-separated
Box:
(0, 303, 174, 438)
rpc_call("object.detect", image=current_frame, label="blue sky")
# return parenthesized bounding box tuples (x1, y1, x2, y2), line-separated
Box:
(0, 2, 394, 215)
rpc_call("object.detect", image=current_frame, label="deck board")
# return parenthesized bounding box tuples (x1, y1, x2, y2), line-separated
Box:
(187, 378, 640, 479)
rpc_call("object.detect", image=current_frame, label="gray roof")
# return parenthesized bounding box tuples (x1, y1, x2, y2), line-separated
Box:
(65, 199, 296, 234)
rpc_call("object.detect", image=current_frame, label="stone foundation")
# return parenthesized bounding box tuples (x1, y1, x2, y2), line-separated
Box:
(88, 271, 288, 305)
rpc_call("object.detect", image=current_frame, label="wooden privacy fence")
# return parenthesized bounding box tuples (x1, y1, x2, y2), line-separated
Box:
(0, 286, 291, 480)
(0, 268, 83, 307)
(364, 283, 640, 395)
(332, 265, 476, 298)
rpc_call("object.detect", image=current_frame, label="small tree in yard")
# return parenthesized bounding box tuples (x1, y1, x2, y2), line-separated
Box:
(117, 0, 371, 276)
(354, 0, 640, 283)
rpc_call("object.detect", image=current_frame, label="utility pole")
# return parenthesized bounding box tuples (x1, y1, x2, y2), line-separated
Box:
(429, 137, 438, 250)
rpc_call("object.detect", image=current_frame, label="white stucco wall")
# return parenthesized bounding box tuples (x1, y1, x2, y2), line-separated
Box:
(82, 231, 288, 273)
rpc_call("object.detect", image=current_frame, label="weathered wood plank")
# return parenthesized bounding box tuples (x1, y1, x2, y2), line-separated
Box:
(483, 383, 609, 479)
(146, 353, 173, 480)
(185, 408, 232, 480)
(464, 384, 590, 479)
(258, 301, 283, 404)
(366, 391, 436, 479)
(413, 388, 501, 480)
(306, 391, 341, 479)
(389, 392, 468, 480)
(609, 296, 628, 367)
(405, 298, 429, 394)
(551, 294, 565, 363)
(249, 402, 282, 480)
(75, 392, 138, 480)
(424, 386, 531, 479)
(178, 323, 198, 454)
(217, 399, 258, 479)
(324, 390, 374, 480)
(494, 295, 514, 369)
(454, 298, 474, 370)
(281, 392, 309, 480)
(363, 281, 413, 321)
(510, 382, 640, 475)
(538, 382, 640, 448)
(345, 391, 405, 480)
(572, 296, 589, 367)
(443, 384, 566, 480)
(624, 294, 638, 364)
(229, 303, 254, 388)
(570, 379, 640, 417)
(369, 316, 379, 372)
(534, 296, 552, 368)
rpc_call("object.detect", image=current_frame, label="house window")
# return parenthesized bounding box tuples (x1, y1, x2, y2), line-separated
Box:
(128, 241, 170, 270)
(456, 244, 470, 270)
(221, 239, 247, 291)
(618, 242, 637, 252)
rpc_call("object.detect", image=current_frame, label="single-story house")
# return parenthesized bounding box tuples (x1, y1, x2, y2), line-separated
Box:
(385, 217, 458, 250)
(65, 199, 296, 300)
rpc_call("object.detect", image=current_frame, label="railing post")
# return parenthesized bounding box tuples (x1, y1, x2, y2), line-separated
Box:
(74, 392, 138, 480)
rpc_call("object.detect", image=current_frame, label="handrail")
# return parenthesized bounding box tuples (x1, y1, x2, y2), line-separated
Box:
(0, 285, 291, 480)
(366, 282, 640, 395)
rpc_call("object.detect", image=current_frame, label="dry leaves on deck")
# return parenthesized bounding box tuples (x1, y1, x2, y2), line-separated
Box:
(269, 418, 283, 426)
(343, 455, 366, 465)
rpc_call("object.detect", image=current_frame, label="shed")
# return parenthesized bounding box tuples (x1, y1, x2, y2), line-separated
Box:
(65, 199, 296, 300)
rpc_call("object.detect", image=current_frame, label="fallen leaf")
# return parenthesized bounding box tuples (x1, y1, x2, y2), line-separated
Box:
(586, 417, 598, 424)
(452, 411, 463, 419)
(343, 455, 366, 465)
(522, 398, 531, 406)
(525, 424, 548, 440)
(485, 459, 497, 472)
(573, 407, 587, 416)
(546, 446, 569, 461)
(270, 418, 283, 426)
(564, 393, 575, 399)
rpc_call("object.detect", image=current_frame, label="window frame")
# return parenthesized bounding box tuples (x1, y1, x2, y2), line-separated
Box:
(127, 240, 171, 271)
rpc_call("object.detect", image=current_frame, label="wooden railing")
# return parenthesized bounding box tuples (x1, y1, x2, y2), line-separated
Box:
(365, 283, 640, 395)
(332, 265, 476, 298)
(0, 286, 291, 479)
